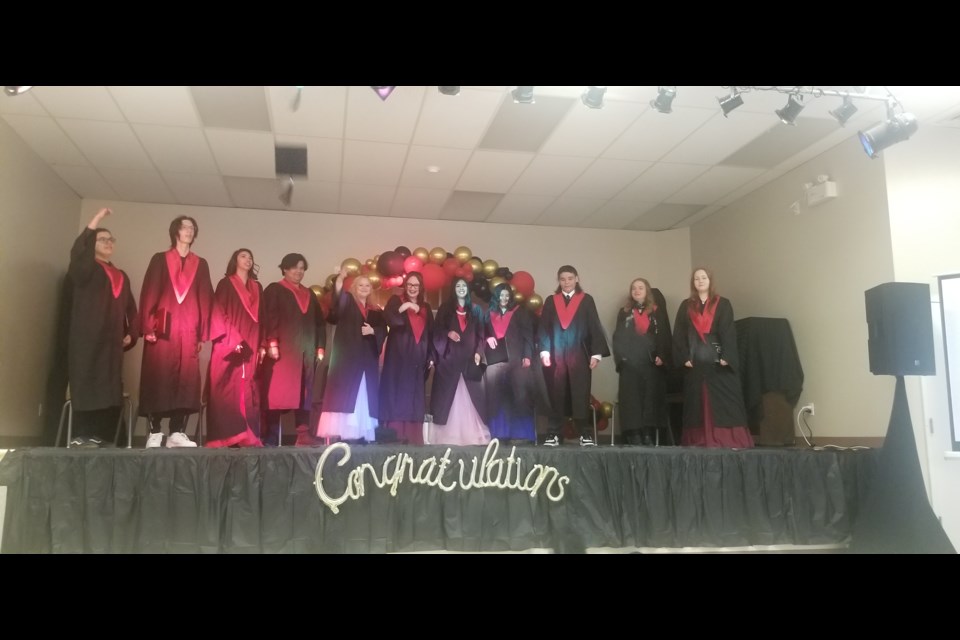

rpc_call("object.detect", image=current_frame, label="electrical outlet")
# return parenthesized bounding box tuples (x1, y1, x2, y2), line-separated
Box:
(801, 403, 815, 416)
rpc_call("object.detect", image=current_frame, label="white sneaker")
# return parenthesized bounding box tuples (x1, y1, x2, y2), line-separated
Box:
(166, 432, 198, 448)
(145, 432, 164, 448)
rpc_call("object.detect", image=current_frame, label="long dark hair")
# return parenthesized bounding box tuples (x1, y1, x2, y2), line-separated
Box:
(688, 266, 716, 305)
(168, 216, 199, 247)
(225, 248, 257, 279)
(402, 271, 425, 305)
(491, 282, 516, 314)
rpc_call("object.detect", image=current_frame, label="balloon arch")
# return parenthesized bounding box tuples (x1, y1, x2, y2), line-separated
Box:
(309, 244, 612, 432)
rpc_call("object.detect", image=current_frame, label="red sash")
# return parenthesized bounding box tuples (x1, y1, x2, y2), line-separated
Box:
(632, 308, 650, 335)
(407, 307, 426, 344)
(165, 249, 199, 304)
(280, 278, 310, 314)
(688, 297, 718, 343)
(456, 306, 467, 332)
(490, 307, 517, 339)
(553, 292, 584, 330)
(230, 274, 260, 322)
(97, 260, 124, 299)
(356, 298, 368, 320)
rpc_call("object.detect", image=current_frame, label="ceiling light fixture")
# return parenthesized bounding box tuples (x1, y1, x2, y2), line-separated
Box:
(829, 96, 858, 126)
(511, 86, 535, 104)
(438, 86, 461, 96)
(4, 86, 33, 97)
(650, 86, 677, 114)
(775, 93, 805, 125)
(858, 101, 919, 158)
(581, 86, 607, 109)
(717, 88, 744, 117)
(371, 86, 396, 101)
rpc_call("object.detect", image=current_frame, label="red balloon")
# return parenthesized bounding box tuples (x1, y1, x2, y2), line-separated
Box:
(403, 255, 424, 274)
(442, 257, 459, 277)
(561, 419, 578, 440)
(421, 263, 446, 291)
(343, 275, 356, 293)
(319, 291, 333, 319)
(597, 418, 609, 432)
(511, 271, 535, 298)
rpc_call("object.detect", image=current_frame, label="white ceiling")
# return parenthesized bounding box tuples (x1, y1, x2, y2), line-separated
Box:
(3, 86, 957, 231)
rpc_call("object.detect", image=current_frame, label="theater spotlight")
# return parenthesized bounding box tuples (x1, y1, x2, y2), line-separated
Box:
(4, 86, 33, 96)
(829, 96, 859, 126)
(717, 89, 744, 117)
(650, 86, 677, 113)
(775, 93, 805, 125)
(439, 86, 461, 96)
(858, 112, 919, 158)
(512, 86, 535, 104)
(371, 86, 396, 101)
(581, 86, 607, 109)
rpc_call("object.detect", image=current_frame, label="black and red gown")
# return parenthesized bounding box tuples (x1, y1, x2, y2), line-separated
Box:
(673, 296, 753, 448)
(206, 275, 263, 447)
(379, 295, 436, 445)
(316, 290, 386, 441)
(67, 229, 138, 437)
(138, 249, 213, 417)
(612, 302, 672, 443)
(537, 291, 610, 434)
(483, 303, 536, 441)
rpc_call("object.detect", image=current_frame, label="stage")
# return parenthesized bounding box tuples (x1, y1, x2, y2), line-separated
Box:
(0, 442, 876, 553)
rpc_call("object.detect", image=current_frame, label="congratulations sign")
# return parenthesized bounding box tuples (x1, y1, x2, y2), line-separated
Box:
(314, 439, 570, 514)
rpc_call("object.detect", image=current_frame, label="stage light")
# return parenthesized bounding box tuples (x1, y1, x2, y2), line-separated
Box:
(650, 86, 677, 114)
(717, 88, 744, 117)
(371, 86, 396, 101)
(4, 86, 33, 96)
(775, 93, 805, 125)
(581, 86, 607, 109)
(438, 86, 461, 95)
(512, 86, 534, 104)
(858, 112, 919, 158)
(829, 96, 858, 126)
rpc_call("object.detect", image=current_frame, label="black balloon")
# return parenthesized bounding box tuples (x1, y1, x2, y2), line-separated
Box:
(394, 246, 411, 258)
(378, 250, 405, 277)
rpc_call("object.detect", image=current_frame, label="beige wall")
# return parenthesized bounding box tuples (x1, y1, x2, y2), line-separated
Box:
(0, 120, 80, 438)
(690, 136, 897, 439)
(78, 199, 692, 423)
(883, 123, 960, 548)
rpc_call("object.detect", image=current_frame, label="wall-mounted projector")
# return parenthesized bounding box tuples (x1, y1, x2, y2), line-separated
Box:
(805, 180, 838, 207)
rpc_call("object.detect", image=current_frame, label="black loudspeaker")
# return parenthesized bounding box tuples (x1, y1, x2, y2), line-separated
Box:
(865, 282, 935, 376)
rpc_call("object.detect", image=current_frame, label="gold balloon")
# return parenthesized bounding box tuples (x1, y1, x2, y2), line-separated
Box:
(488, 276, 506, 292)
(454, 246, 472, 265)
(341, 258, 361, 275)
(429, 247, 447, 264)
(309, 284, 324, 299)
(413, 247, 430, 262)
(468, 257, 483, 274)
(513, 290, 526, 304)
(365, 259, 376, 269)
(482, 259, 499, 279)
(600, 401, 614, 419)
(367, 272, 382, 289)
(324, 273, 338, 289)
(526, 293, 543, 312)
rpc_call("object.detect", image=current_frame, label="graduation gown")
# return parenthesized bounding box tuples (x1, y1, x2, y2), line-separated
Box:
(67, 228, 138, 411)
(379, 295, 436, 422)
(673, 296, 748, 428)
(538, 291, 610, 420)
(138, 250, 213, 414)
(431, 300, 486, 425)
(260, 281, 326, 411)
(206, 275, 262, 444)
(612, 304, 672, 431)
(321, 290, 386, 416)
(483, 305, 535, 420)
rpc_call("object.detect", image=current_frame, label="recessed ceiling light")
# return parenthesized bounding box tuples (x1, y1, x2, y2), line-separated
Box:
(426, 165, 440, 173)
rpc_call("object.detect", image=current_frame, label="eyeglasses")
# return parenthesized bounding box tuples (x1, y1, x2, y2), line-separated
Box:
(96, 237, 116, 244)
(406, 283, 421, 288)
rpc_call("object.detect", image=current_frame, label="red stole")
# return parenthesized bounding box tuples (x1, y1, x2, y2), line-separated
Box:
(456, 306, 467, 332)
(279, 278, 310, 314)
(97, 260, 124, 299)
(165, 249, 200, 304)
(632, 308, 651, 335)
(355, 298, 368, 320)
(229, 274, 260, 322)
(406, 306, 426, 344)
(490, 307, 516, 339)
(553, 292, 584, 330)
(688, 297, 718, 343)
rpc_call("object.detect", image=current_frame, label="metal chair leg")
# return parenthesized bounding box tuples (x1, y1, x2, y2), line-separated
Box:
(55, 400, 72, 448)
(610, 404, 615, 447)
(66, 401, 74, 448)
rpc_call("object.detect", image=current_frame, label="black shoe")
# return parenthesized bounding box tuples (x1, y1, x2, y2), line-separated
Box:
(579, 436, 596, 447)
(543, 435, 560, 447)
